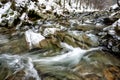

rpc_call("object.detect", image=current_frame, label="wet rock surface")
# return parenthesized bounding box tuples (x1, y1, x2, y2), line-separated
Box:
(103, 65, 120, 80)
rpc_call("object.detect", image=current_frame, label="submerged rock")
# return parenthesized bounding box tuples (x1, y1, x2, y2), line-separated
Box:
(103, 65, 120, 80)
(0, 35, 28, 54)
(0, 34, 9, 45)
(83, 74, 101, 80)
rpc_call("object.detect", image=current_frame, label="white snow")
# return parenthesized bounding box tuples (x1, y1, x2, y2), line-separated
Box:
(0, 2, 11, 14)
(112, 19, 120, 27)
(0, 2, 11, 22)
(20, 13, 28, 21)
(110, 4, 118, 10)
(27, 1, 39, 11)
(0, 0, 101, 24)
(37, 0, 99, 14)
(25, 29, 45, 49)
(43, 28, 60, 36)
(15, 0, 29, 7)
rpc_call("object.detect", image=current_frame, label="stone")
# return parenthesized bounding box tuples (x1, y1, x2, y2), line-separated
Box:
(25, 29, 45, 49)
(0, 36, 29, 54)
(84, 74, 101, 80)
(39, 36, 61, 51)
(103, 65, 120, 80)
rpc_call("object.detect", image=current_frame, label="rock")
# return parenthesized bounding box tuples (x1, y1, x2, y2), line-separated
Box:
(110, 3, 120, 12)
(96, 17, 118, 26)
(0, 34, 9, 45)
(117, 0, 120, 7)
(0, 0, 10, 4)
(5, 70, 26, 80)
(0, 54, 41, 80)
(99, 18, 120, 56)
(25, 29, 45, 49)
(43, 76, 57, 80)
(72, 24, 95, 31)
(99, 32, 120, 55)
(112, 19, 120, 27)
(68, 31, 99, 48)
(103, 65, 120, 80)
(28, 10, 43, 21)
(39, 35, 61, 51)
(0, 36, 28, 54)
(110, 11, 120, 19)
(83, 74, 101, 80)
(43, 28, 60, 36)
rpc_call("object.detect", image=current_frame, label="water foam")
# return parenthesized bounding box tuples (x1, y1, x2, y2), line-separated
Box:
(32, 43, 101, 67)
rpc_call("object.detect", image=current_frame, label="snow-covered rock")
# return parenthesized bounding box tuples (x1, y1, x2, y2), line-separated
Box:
(25, 29, 45, 49)
(110, 3, 120, 11)
(0, 2, 11, 23)
(110, 4, 118, 10)
(43, 28, 60, 36)
(112, 19, 120, 27)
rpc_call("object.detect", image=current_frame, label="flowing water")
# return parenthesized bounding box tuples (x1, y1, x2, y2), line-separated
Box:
(0, 40, 120, 80)
(0, 18, 120, 79)
(0, 0, 120, 80)
(0, 42, 101, 80)
(0, 54, 41, 80)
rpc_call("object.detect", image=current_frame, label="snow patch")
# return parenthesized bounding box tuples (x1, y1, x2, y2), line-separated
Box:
(25, 29, 45, 49)
(43, 28, 60, 36)
(0, 2, 11, 23)
(110, 4, 119, 10)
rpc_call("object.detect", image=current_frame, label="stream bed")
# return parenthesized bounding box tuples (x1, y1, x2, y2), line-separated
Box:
(0, 0, 120, 80)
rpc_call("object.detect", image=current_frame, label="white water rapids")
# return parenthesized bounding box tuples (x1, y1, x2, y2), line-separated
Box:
(0, 54, 41, 80)
(32, 43, 101, 67)
(0, 43, 101, 80)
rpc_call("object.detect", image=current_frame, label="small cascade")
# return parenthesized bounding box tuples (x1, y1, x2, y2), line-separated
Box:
(32, 43, 101, 67)
(0, 54, 41, 80)
(0, 43, 101, 80)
